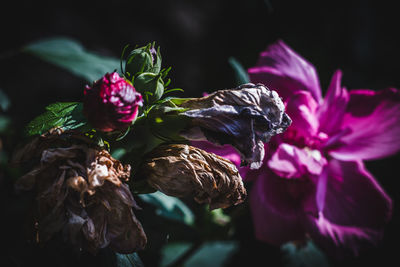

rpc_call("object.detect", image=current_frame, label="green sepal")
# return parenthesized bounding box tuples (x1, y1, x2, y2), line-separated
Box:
(134, 72, 164, 103)
(124, 43, 162, 80)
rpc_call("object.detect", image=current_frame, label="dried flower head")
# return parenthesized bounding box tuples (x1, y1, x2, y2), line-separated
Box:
(180, 83, 291, 169)
(137, 144, 246, 210)
(13, 131, 147, 254)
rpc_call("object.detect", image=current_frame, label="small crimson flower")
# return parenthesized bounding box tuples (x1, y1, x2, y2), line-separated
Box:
(83, 72, 143, 132)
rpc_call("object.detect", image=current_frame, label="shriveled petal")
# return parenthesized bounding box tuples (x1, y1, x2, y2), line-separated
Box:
(268, 143, 327, 179)
(306, 159, 392, 257)
(328, 88, 400, 160)
(249, 170, 305, 245)
(317, 70, 349, 135)
(13, 131, 146, 254)
(180, 83, 291, 169)
(248, 40, 322, 103)
(138, 144, 246, 210)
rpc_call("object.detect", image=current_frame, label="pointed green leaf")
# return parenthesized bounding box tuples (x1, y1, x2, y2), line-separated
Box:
(0, 89, 10, 111)
(23, 37, 120, 82)
(228, 57, 250, 85)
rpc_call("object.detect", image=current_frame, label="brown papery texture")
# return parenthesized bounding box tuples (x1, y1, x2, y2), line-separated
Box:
(12, 130, 147, 254)
(138, 144, 246, 210)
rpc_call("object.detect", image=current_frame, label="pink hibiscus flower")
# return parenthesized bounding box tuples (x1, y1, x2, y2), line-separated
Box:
(194, 40, 400, 258)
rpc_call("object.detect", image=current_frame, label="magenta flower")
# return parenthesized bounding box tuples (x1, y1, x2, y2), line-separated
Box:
(195, 40, 400, 258)
(83, 72, 143, 132)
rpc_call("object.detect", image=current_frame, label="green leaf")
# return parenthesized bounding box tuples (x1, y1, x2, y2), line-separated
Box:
(161, 241, 239, 267)
(26, 102, 87, 136)
(0, 115, 11, 133)
(0, 89, 10, 111)
(115, 252, 144, 267)
(184, 241, 239, 267)
(111, 148, 127, 160)
(138, 191, 195, 226)
(23, 37, 120, 82)
(281, 240, 331, 267)
(228, 57, 250, 86)
(160, 242, 192, 267)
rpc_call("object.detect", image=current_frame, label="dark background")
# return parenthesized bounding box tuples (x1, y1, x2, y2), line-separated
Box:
(1, 0, 399, 266)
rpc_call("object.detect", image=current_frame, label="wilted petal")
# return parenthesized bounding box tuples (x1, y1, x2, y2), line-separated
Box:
(250, 169, 306, 245)
(328, 88, 400, 160)
(180, 83, 291, 169)
(306, 159, 392, 258)
(317, 70, 349, 135)
(13, 132, 147, 254)
(268, 143, 326, 179)
(248, 40, 322, 103)
(137, 144, 246, 210)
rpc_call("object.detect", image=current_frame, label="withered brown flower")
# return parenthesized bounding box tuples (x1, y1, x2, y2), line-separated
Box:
(137, 144, 246, 210)
(13, 131, 147, 254)
(179, 83, 291, 169)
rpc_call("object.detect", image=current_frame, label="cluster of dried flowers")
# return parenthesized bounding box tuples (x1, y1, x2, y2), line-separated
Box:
(12, 55, 291, 256)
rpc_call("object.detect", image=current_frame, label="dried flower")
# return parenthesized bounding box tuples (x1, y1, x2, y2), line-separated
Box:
(179, 83, 291, 169)
(13, 131, 147, 254)
(83, 72, 143, 132)
(137, 144, 246, 210)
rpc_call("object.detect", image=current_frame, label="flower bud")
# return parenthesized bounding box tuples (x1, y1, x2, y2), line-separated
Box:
(125, 43, 162, 79)
(13, 131, 147, 254)
(134, 72, 164, 103)
(83, 72, 143, 132)
(179, 83, 291, 169)
(137, 144, 246, 210)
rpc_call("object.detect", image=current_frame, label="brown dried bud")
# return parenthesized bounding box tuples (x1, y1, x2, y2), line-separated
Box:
(13, 131, 147, 254)
(137, 144, 246, 210)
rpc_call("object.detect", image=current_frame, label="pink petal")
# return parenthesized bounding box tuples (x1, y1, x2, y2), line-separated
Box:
(328, 88, 400, 160)
(320, 159, 391, 228)
(284, 91, 319, 140)
(250, 169, 305, 245)
(317, 70, 349, 135)
(267, 143, 326, 179)
(248, 40, 322, 103)
(305, 212, 382, 258)
(305, 159, 392, 257)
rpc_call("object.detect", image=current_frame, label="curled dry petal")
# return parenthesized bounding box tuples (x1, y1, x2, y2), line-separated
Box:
(179, 83, 291, 169)
(137, 144, 246, 210)
(13, 131, 146, 254)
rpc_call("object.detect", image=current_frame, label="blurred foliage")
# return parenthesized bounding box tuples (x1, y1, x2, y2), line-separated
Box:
(281, 241, 330, 267)
(23, 37, 120, 82)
